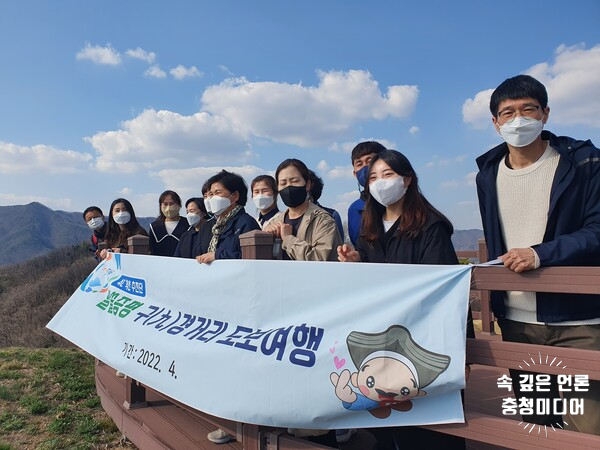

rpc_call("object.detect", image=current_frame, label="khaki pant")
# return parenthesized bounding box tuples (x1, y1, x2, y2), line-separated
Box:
(498, 318, 600, 436)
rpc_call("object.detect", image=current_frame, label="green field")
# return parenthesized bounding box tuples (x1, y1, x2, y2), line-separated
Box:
(0, 347, 133, 450)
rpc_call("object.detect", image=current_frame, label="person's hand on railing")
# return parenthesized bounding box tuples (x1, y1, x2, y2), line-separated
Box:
(500, 247, 537, 273)
(196, 252, 216, 264)
(264, 222, 293, 239)
(337, 244, 361, 262)
(263, 222, 281, 238)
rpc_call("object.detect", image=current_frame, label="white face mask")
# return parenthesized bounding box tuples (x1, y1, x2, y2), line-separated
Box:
(253, 194, 274, 211)
(369, 177, 407, 207)
(186, 212, 201, 227)
(499, 116, 544, 147)
(209, 195, 231, 216)
(87, 217, 104, 230)
(203, 198, 212, 214)
(113, 211, 131, 225)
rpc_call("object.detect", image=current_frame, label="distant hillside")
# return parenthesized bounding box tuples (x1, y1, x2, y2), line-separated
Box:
(0, 244, 97, 347)
(0, 202, 484, 265)
(0, 202, 154, 266)
(452, 229, 484, 251)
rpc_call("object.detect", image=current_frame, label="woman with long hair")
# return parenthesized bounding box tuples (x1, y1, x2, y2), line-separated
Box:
(339, 149, 457, 264)
(338, 149, 473, 450)
(100, 198, 148, 259)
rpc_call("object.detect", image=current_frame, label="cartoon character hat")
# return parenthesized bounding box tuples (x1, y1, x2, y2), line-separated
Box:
(346, 325, 450, 388)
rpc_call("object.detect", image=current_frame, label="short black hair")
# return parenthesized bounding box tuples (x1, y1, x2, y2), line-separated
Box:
(275, 159, 310, 184)
(251, 175, 278, 195)
(185, 197, 208, 217)
(489, 75, 548, 117)
(308, 170, 324, 202)
(83, 206, 103, 220)
(201, 180, 211, 196)
(205, 170, 249, 206)
(350, 141, 386, 164)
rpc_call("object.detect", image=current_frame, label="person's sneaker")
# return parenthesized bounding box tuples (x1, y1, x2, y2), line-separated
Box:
(335, 428, 357, 443)
(207, 428, 235, 444)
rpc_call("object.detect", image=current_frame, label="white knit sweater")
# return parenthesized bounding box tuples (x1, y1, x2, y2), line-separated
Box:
(496, 144, 600, 325)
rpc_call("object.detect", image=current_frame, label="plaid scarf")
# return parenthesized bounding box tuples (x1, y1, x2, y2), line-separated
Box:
(208, 205, 242, 253)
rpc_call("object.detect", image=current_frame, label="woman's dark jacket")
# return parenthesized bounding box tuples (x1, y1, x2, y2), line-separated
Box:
(198, 208, 260, 260)
(174, 222, 206, 259)
(357, 212, 458, 265)
(148, 217, 189, 257)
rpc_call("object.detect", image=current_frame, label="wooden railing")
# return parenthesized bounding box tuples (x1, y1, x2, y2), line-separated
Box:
(100, 232, 600, 449)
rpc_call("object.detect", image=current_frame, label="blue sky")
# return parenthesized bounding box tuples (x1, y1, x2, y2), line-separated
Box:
(1, 1, 598, 230)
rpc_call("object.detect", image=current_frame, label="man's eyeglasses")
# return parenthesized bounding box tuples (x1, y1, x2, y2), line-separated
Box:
(497, 105, 542, 121)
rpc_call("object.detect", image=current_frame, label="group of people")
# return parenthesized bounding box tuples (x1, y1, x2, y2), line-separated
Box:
(81, 74, 599, 448)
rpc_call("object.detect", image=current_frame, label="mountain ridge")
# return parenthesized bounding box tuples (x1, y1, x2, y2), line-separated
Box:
(0, 202, 483, 265)
(0, 202, 154, 266)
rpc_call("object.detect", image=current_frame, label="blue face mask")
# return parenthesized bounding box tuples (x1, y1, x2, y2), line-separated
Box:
(356, 166, 369, 188)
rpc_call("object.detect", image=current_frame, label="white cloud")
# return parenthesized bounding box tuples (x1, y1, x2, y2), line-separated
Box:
(0, 193, 73, 209)
(332, 190, 360, 222)
(439, 171, 476, 189)
(170, 65, 202, 80)
(144, 65, 167, 78)
(86, 109, 252, 173)
(219, 64, 234, 76)
(316, 160, 330, 173)
(119, 187, 134, 196)
(326, 165, 354, 180)
(154, 165, 267, 201)
(462, 89, 494, 129)
(126, 47, 156, 64)
(76, 43, 121, 66)
(0, 142, 92, 174)
(463, 43, 600, 129)
(424, 154, 467, 168)
(465, 171, 477, 186)
(440, 180, 460, 189)
(337, 190, 360, 203)
(201, 70, 418, 147)
(526, 43, 600, 127)
(328, 138, 396, 153)
(408, 126, 420, 135)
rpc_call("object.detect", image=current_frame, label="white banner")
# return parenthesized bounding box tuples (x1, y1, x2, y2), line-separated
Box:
(47, 253, 472, 429)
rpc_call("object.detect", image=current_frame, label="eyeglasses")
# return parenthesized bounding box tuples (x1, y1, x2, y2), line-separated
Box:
(497, 105, 542, 121)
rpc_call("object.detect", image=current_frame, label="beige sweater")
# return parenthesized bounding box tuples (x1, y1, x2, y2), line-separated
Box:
(265, 202, 342, 261)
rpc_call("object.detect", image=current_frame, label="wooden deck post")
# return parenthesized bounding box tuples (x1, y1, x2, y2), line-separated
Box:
(128, 234, 150, 255)
(240, 230, 275, 260)
(477, 239, 496, 335)
(122, 234, 150, 409)
(123, 378, 148, 410)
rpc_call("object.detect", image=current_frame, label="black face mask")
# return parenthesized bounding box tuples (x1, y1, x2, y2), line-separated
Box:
(279, 185, 308, 208)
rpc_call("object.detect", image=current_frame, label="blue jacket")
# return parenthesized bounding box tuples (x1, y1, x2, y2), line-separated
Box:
(198, 209, 260, 260)
(476, 130, 600, 322)
(316, 202, 344, 240)
(347, 196, 365, 247)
